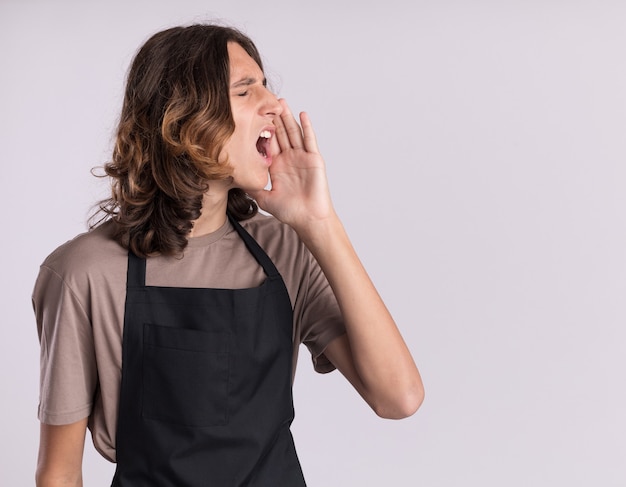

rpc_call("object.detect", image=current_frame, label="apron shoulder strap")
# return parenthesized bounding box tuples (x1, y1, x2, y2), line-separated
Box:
(228, 213, 281, 279)
(126, 251, 146, 287)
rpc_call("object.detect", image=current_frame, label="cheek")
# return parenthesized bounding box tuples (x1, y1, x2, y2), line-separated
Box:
(228, 123, 250, 151)
(220, 126, 244, 159)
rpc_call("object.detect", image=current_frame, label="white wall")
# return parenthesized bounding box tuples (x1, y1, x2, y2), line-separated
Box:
(2, 0, 625, 485)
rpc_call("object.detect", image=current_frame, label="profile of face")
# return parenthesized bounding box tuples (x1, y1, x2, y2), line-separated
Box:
(221, 42, 283, 191)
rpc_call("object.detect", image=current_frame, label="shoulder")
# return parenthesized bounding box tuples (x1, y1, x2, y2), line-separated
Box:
(239, 212, 293, 234)
(238, 213, 322, 297)
(239, 212, 302, 249)
(38, 221, 127, 291)
(238, 212, 310, 265)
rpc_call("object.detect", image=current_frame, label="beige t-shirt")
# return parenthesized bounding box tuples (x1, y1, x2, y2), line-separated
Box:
(32, 213, 345, 462)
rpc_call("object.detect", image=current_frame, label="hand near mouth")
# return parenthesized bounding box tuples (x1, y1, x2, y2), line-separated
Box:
(248, 98, 337, 240)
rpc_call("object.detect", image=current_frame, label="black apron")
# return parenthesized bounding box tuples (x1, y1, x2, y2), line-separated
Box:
(112, 214, 307, 486)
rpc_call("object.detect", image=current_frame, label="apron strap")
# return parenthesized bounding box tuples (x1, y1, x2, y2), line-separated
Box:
(126, 251, 146, 288)
(228, 213, 281, 279)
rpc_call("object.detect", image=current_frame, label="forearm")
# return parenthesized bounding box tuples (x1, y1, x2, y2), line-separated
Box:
(296, 214, 424, 418)
(36, 470, 83, 487)
(36, 421, 87, 487)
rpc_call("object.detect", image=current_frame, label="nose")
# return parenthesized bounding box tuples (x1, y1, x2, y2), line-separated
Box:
(261, 87, 283, 117)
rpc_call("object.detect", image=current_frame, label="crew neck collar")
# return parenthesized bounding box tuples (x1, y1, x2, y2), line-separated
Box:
(185, 217, 233, 248)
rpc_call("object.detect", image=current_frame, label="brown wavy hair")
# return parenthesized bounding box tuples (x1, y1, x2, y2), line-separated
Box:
(92, 24, 263, 257)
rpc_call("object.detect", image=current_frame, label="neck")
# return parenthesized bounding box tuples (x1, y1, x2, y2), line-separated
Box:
(188, 182, 230, 238)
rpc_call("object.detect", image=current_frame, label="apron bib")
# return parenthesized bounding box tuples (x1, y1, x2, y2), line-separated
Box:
(112, 214, 306, 486)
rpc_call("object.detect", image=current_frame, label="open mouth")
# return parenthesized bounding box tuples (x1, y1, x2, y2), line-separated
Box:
(256, 130, 272, 158)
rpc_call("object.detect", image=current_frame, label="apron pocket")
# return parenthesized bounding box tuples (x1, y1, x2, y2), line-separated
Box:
(142, 323, 229, 427)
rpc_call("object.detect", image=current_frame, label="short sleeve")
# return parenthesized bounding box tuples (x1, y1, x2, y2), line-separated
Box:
(297, 252, 346, 374)
(33, 265, 97, 425)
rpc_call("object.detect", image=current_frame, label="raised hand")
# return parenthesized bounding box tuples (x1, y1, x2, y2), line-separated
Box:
(248, 99, 336, 236)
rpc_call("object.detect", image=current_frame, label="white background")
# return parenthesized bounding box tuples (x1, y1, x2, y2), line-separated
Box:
(2, 0, 625, 485)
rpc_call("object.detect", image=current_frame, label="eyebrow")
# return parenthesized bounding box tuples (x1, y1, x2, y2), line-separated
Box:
(230, 77, 268, 89)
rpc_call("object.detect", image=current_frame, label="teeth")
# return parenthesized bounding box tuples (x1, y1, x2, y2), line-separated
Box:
(259, 130, 271, 139)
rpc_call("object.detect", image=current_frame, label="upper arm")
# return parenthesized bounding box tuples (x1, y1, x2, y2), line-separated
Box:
(36, 419, 88, 487)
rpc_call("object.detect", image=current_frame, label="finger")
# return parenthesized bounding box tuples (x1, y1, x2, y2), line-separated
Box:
(269, 121, 282, 156)
(273, 107, 291, 152)
(279, 99, 304, 150)
(299, 111, 319, 154)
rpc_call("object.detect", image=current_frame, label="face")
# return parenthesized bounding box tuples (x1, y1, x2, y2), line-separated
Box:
(221, 42, 282, 191)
